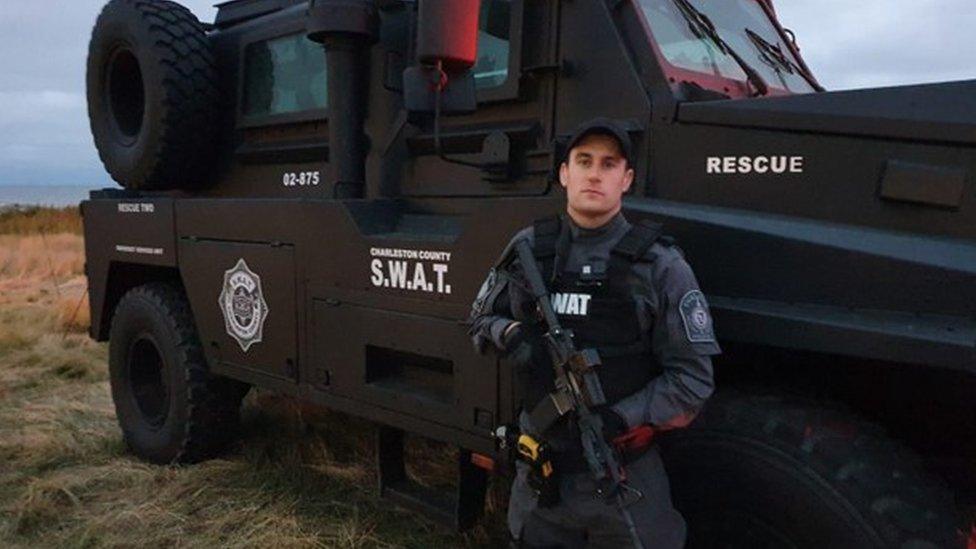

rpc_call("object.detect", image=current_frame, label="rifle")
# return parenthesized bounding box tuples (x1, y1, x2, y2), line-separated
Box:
(500, 238, 646, 549)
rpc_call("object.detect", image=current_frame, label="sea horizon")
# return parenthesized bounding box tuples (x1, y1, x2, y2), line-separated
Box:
(0, 184, 113, 208)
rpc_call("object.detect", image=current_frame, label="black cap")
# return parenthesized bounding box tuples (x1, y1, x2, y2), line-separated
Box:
(561, 117, 633, 166)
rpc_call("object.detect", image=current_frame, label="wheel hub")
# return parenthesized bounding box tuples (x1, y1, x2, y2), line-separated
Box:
(127, 335, 170, 428)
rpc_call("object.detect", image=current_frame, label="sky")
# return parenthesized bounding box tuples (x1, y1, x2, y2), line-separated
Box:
(0, 0, 974, 187)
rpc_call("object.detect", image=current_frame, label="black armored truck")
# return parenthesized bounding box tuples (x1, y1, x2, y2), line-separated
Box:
(83, 0, 976, 545)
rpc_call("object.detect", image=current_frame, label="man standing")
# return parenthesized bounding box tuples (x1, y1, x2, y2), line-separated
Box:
(469, 118, 719, 548)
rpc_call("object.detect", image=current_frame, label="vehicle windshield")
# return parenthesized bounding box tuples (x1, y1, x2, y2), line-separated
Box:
(636, 0, 817, 95)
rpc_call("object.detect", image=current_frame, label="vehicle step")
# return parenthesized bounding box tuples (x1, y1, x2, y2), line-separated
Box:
(381, 477, 456, 526)
(376, 426, 488, 531)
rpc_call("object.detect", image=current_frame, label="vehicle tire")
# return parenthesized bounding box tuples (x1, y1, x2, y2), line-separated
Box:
(660, 390, 964, 548)
(109, 283, 249, 464)
(86, 0, 218, 190)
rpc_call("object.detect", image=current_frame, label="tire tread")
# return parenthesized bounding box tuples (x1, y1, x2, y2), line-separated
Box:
(88, 0, 218, 190)
(112, 283, 246, 463)
(669, 390, 963, 548)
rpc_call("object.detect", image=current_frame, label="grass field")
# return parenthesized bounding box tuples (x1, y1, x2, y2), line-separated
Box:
(0, 208, 506, 548)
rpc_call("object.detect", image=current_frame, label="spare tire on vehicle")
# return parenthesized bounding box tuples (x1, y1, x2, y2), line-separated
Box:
(86, 0, 219, 190)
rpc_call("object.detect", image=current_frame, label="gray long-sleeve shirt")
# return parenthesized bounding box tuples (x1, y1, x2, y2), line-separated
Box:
(468, 213, 718, 431)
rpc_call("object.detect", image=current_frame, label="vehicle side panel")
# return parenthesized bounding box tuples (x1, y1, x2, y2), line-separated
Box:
(169, 196, 559, 450)
(638, 120, 976, 371)
(83, 197, 177, 340)
(179, 239, 299, 383)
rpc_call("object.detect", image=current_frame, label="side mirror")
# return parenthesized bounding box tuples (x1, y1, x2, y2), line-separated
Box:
(417, 0, 480, 71)
(403, 0, 480, 115)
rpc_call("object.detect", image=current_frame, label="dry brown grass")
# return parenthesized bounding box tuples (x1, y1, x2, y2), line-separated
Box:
(0, 210, 508, 548)
(0, 206, 82, 235)
(0, 233, 85, 281)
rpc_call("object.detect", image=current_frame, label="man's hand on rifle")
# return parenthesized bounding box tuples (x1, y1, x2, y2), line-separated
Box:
(596, 406, 628, 442)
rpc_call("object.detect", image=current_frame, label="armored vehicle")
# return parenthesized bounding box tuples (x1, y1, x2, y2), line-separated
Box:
(83, 0, 975, 545)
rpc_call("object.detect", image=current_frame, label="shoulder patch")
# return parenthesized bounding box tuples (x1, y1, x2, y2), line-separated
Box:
(472, 268, 500, 315)
(679, 290, 716, 343)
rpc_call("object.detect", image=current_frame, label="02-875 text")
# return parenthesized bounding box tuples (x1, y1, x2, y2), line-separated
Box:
(282, 171, 320, 187)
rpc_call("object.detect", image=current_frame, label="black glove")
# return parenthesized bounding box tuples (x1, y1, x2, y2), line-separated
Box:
(501, 322, 533, 365)
(596, 406, 628, 442)
(501, 321, 524, 349)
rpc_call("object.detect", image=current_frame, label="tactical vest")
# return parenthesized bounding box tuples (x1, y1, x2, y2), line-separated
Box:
(520, 216, 666, 415)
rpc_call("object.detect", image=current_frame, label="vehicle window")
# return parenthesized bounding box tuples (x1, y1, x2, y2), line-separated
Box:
(636, 0, 815, 94)
(243, 33, 328, 117)
(473, 0, 512, 89)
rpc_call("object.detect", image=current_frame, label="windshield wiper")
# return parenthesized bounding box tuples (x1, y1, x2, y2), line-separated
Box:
(745, 29, 825, 92)
(670, 0, 769, 97)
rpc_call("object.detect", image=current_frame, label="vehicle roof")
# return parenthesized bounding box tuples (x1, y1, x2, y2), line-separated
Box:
(214, 0, 305, 29)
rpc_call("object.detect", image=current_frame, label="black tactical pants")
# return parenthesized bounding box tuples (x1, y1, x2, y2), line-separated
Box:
(509, 447, 685, 548)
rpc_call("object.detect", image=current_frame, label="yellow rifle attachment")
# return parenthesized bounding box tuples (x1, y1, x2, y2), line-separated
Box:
(517, 434, 553, 478)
